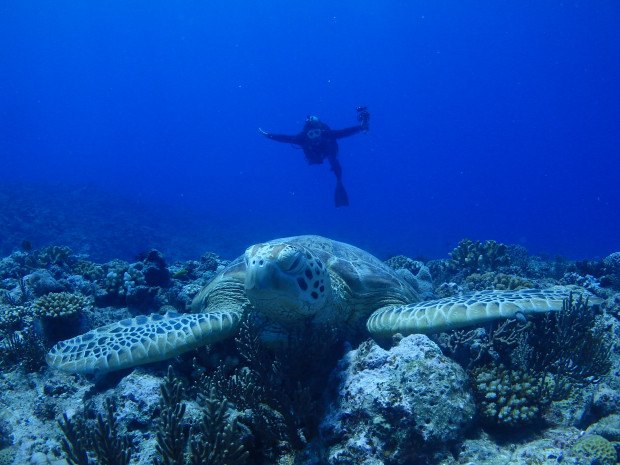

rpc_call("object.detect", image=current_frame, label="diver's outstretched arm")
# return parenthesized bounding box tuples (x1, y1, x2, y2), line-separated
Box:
(259, 128, 301, 144)
(330, 126, 363, 139)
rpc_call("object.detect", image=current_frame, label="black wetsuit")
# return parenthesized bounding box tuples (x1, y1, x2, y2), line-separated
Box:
(261, 121, 363, 206)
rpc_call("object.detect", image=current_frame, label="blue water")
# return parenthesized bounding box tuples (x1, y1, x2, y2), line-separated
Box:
(1, 1, 619, 262)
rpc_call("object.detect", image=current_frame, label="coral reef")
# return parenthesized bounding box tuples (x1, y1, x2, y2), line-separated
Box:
(31, 291, 92, 319)
(195, 316, 337, 462)
(384, 255, 424, 275)
(59, 397, 133, 465)
(524, 293, 613, 400)
(0, 331, 47, 372)
(154, 366, 248, 465)
(575, 252, 620, 291)
(96, 259, 148, 307)
(438, 292, 615, 433)
(586, 414, 620, 442)
(570, 434, 618, 465)
(24, 245, 75, 270)
(448, 239, 510, 273)
(471, 364, 544, 428)
(0, 448, 15, 465)
(321, 334, 475, 464)
(465, 272, 533, 291)
(154, 367, 187, 465)
(0, 237, 618, 465)
(189, 386, 248, 465)
(436, 318, 531, 369)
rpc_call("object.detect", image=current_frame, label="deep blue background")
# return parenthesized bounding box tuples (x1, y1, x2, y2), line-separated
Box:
(1, 1, 619, 261)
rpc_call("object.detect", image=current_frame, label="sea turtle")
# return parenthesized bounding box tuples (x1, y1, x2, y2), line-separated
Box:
(46, 235, 573, 374)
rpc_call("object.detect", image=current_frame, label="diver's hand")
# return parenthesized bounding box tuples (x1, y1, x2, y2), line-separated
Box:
(259, 128, 269, 137)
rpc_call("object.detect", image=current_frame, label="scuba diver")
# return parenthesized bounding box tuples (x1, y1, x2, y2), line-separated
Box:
(259, 107, 370, 207)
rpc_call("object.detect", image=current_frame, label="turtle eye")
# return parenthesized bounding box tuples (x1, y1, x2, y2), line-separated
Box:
(287, 254, 302, 271)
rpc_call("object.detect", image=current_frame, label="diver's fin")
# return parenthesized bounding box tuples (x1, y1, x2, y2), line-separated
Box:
(335, 181, 349, 207)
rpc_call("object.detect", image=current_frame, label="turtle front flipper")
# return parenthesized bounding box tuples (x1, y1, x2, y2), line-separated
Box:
(367, 288, 579, 339)
(46, 311, 241, 374)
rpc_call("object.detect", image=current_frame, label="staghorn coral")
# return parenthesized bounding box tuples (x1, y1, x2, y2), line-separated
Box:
(195, 315, 336, 460)
(189, 386, 248, 465)
(58, 398, 132, 465)
(154, 367, 187, 465)
(448, 239, 510, 273)
(470, 363, 545, 428)
(58, 412, 90, 465)
(30, 291, 91, 319)
(570, 434, 618, 465)
(154, 366, 248, 465)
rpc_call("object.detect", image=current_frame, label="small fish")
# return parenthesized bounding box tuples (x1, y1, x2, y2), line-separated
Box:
(172, 269, 189, 278)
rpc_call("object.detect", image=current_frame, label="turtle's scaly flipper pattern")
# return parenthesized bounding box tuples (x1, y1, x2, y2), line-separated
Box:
(46, 311, 241, 374)
(367, 288, 575, 338)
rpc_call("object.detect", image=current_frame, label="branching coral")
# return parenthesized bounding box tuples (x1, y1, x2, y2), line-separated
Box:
(189, 386, 248, 465)
(31, 292, 91, 319)
(24, 245, 74, 270)
(0, 304, 31, 331)
(440, 319, 531, 370)
(154, 366, 248, 465)
(465, 272, 533, 291)
(471, 363, 544, 427)
(59, 398, 132, 465)
(448, 239, 510, 273)
(90, 398, 133, 465)
(194, 316, 337, 459)
(525, 293, 613, 400)
(447, 293, 613, 429)
(0, 277, 32, 306)
(58, 412, 90, 465)
(154, 367, 188, 465)
(0, 330, 47, 372)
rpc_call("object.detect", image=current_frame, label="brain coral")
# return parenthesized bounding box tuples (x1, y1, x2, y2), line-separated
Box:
(571, 434, 618, 465)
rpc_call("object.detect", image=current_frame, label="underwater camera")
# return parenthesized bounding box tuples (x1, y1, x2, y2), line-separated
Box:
(356, 106, 370, 133)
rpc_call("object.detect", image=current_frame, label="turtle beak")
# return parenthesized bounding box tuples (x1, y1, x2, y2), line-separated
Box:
(245, 259, 282, 294)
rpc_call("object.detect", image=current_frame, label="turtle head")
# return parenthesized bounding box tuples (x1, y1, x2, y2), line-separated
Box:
(244, 242, 331, 326)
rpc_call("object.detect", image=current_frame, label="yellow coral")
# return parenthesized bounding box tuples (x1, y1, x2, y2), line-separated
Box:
(0, 304, 31, 328)
(571, 434, 617, 465)
(30, 292, 91, 319)
(471, 364, 545, 427)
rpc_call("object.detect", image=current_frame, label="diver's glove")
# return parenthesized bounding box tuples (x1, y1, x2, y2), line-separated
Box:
(356, 106, 370, 133)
